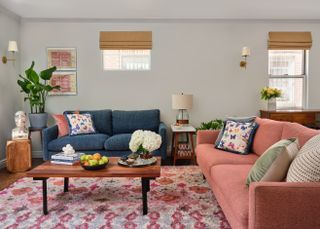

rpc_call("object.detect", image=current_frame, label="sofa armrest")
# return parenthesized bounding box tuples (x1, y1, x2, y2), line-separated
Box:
(158, 122, 168, 160)
(196, 130, 220, 145)
(249, 181, 320, 229)
(42, 125, 58, 161)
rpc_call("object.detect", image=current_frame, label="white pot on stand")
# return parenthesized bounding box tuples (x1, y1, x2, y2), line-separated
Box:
(267, 98, 277, 111)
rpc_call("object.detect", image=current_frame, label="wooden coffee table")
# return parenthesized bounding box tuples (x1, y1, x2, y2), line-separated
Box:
(26, 157, 161, 215)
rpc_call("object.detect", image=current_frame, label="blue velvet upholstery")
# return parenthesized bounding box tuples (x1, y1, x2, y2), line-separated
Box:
(48, 133, 109, 152)
(104, 134, 131, 151)
(64, 109, 112, 135)
(112, 109, 160, 134)
(42, 109, 167, 161)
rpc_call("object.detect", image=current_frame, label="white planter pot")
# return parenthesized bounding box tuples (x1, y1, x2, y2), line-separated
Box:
(267, 98, 277, 111)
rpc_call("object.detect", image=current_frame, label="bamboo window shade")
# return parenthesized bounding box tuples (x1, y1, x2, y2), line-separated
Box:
(268, 32, 312, 50)
(100, 31, 152, 50)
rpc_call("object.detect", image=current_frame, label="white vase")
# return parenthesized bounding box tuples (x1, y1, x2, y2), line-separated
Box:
(267, 98, 277, 110)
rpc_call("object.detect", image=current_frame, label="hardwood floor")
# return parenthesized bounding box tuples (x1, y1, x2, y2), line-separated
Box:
(0, 158, 43, 190)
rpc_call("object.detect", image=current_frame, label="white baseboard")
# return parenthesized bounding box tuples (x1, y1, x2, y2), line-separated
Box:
(0, 158, 6, 169)
(32, 151, 43, 158)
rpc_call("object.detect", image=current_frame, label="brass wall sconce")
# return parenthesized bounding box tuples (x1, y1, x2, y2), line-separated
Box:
(240, 46, 250, 69)
(2, 41, 18, 64)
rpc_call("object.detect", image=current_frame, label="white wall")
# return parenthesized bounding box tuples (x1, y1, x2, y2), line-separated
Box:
(0, 8, 21, 162)
(20, 20, 320, 153)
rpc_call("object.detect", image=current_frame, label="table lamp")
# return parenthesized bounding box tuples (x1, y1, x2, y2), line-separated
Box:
(172, 93, 193, 125)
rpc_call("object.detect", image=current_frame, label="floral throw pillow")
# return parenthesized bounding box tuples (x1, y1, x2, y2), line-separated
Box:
(216, 120, 258, 154)
(66, 113, 96, 136)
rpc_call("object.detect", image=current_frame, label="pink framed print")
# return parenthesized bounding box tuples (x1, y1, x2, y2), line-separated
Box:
(47, 48, 76, 71)
(48, 72, 77, 95)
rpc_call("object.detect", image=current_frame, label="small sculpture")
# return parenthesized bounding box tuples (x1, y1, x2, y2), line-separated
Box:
(62, 144, 75, 155)
(12, 111, 28, 140)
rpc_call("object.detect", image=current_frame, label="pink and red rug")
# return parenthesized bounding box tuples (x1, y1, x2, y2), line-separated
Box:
(0, 166, 230, 229)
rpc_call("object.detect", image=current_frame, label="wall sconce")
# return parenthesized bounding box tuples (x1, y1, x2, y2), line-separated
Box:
(240, 46, 250, 69)
(2, 41, 18, 64)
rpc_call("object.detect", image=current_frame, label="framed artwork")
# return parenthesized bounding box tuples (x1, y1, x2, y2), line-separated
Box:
(47, 48, 76, 71)
(48, 72, 77, 95)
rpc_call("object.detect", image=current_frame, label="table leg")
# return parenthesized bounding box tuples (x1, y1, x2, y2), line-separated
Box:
(64, 177, 69, 192)
(173, 133, 179, 165)
(34, 178, 48, 215)
(141, 178, 150, 215)
(189, 133, 196, 165)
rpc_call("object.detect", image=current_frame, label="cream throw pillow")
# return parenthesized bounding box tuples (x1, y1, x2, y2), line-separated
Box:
(287, 134, 320, 182)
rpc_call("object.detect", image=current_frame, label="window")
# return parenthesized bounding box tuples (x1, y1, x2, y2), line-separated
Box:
(103, 50, 151, 71)
(268, 50, 308, 109)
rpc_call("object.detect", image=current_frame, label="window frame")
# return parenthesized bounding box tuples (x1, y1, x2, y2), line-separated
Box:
(268, 50, 309, 110)
(102, 49, 152, 71)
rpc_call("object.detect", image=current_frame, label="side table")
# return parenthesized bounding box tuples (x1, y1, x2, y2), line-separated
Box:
(171, 125, 196, 165)
(28, 126, 47, 146)
(6, 139, 32, 172)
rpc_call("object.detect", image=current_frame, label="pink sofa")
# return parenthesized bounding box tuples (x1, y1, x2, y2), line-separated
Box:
(196, 117, 320, 229)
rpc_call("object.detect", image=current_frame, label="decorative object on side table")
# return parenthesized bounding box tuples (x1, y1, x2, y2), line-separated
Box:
(171, 124, 196, 165)
(260, 87, 282, 110)
(120, 130, 162, 166)
(172, 93, 193, 125)
(12, 111, 28, 140)
(17, 61, 59, 128)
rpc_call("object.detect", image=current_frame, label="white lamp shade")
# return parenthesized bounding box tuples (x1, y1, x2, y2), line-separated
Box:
(8, 41, 18, 52)
(242, 47, 250, 56)
(172, 94, 193, 109)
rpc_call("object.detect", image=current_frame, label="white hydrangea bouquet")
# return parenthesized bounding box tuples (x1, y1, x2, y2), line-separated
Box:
(129, 130, 162, 159)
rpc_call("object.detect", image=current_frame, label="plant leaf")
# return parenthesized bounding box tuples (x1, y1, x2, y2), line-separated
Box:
(40, 66, 56, 80)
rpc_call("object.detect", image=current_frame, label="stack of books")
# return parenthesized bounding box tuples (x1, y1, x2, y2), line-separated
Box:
(51, 152, 83, 165)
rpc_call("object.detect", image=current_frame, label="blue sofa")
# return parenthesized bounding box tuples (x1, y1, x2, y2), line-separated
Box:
(42, 109, 167, 161)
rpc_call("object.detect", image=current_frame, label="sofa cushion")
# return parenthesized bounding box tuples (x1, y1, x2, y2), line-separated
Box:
(287, 134, 320, 182)
(216, 120, 258, 154)
(104, 134, 131, 151)
(196, 144, 258, 180)
(253, 117, 284, 156)
(246, 138, 299, 185)
(281, 122, 320, 147)
(210, 164, 252, 229)
(64, 110, 112, 135)
(48, 134, 109, 151)
(112, 109, 160, 134)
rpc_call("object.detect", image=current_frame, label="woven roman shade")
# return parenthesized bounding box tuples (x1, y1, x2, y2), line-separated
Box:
(100, 31, 152, 50)
(268, 32, 312, 50)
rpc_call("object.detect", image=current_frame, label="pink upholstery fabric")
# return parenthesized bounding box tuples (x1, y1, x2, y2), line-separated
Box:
(249, 182, 320, 229)
(210, 164, 252, 229)
(52, 114, 69, 137)
(252, 117, 284, 155)
(196, 130, 220, 145)
(196, 144, 258, 181)
(281, 122, 320, 147)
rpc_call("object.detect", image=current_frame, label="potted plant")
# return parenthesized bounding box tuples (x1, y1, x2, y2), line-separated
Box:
(260, 87, 282, 110)
(17, 61, 59, 128)
(197, 119, 224, 131)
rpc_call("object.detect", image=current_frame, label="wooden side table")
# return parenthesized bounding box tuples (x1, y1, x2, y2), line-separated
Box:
(171, 125, 196, 165)
(6, 139, 32, 172)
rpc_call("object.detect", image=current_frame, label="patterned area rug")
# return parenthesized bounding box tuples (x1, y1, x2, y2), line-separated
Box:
(0, 166, 230, 229)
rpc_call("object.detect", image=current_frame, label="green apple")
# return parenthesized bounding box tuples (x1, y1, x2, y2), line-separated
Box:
(86, 155, 93, 161)
(80, 155, 86, 161)
(98, 159, 105, 165)
(89, 159, 98, 166)
(102, 156, 109, 163)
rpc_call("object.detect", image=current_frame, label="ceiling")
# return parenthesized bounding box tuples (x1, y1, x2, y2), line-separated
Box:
(1, 0, 320, 20)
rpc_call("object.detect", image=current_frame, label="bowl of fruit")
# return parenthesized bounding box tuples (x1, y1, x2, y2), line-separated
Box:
(80, 153, 109, 170)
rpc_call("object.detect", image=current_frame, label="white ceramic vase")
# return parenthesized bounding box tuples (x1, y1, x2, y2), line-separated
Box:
(267, 98, 277, 110)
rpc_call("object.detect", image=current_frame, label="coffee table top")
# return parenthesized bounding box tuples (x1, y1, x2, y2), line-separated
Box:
(27, 157, 161, 178)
